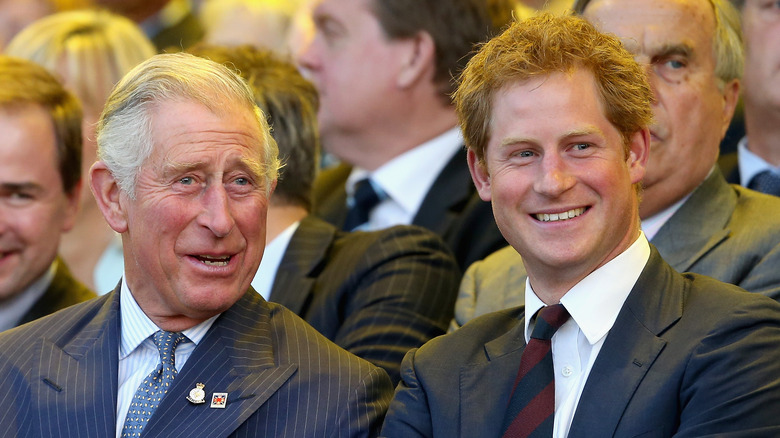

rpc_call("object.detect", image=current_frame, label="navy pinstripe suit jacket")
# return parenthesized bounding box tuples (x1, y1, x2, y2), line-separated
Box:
(269, 215, 461, 384)
(0, 286, 393, 437)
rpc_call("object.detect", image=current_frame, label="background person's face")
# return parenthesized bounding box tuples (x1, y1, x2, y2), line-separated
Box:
(0, 105, 79, 301)
(585, 0, 738, 217)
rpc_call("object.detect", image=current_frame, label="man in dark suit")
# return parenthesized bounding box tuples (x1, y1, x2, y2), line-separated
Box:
(450, 0, 780, 329)
(0, 56, 96, 332)
(189, 44, 461, 384)
(298, 0, 514, 269)
(718, 0, 780, 195)
(381, 14, 780, 437)
(0, 53, 393, 437)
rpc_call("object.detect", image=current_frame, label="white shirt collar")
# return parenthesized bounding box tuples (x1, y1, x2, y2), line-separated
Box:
(346, 127, 463, 220)
(524, 232, 651, 344)
(737, 137, 780, 187)
(251, 220, 300, 300)
(0, 260, 57, 331)
(119, 275, 218, 359)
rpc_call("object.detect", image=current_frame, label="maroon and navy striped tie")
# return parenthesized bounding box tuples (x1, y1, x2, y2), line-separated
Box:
(502, 303, 571, 438)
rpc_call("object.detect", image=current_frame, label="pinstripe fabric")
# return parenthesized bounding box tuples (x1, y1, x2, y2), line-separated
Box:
(116, 278, 216, 436)
(0, 285, 394, 437)
(269, 215, 460, 384)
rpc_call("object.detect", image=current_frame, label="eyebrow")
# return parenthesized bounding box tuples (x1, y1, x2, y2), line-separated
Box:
(162, 157, 264, 180)
(651, 43, 694, 61)
(0, 182, 42, 192)
(498, 128, 602, 148)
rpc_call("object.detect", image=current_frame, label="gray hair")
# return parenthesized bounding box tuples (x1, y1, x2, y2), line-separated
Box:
(96, 52, 280, 198)
(574, 0, 743, 84)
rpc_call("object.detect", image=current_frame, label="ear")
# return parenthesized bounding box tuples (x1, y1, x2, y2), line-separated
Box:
(397, 31, 436, 89)
(626, 128, 651, 185)
(90, 161, 129, 233)
(60, 179, 82, 232)
(467, 148, 493, 201)
(719, 78, 740, 140)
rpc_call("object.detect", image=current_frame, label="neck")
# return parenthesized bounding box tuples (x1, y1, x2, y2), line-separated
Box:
(744, 102, 780, 167)
(325, 98, 458, 171)
(266, 202, 308, 242)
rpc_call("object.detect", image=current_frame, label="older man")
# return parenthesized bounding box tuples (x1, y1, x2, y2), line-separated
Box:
(719, 0, 780, 195)
(0, 56, 95, 332)
(189, 44, 461, 385)
(299, 0, 513, 269)
(381, 14, 780, 437)
(452, 0, 780, 330)
(0, 53, 392, 437)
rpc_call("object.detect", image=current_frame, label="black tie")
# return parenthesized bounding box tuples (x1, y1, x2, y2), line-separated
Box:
(343, 178, 381, 231)
(748, 170, 780, 196)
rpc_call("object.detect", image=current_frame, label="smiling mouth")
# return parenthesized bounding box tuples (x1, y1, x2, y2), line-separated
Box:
(534, 207, 586, 222)
(194, 255, 232, 266)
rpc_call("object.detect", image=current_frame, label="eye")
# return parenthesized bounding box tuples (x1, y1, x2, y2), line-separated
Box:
(665, 59, 685, 69)
(573, 143, 591, 151)
(234, 177, 249, 186)
(179, 176, 195, 185)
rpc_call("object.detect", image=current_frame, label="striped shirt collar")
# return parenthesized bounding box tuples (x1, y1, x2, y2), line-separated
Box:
(119, 275, 218, 359)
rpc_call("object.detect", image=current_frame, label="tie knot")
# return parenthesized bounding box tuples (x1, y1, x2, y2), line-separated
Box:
(344, 178, 384, 231)
(530, 304, 570, 340)
(152, 330, 186, 363)
(748, 170, 780, 196)
(352, 178, 381, 209)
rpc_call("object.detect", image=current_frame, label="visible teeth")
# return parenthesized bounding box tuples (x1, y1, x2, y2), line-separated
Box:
(535, 208, 585, 222)
(198, 255, 230, 266)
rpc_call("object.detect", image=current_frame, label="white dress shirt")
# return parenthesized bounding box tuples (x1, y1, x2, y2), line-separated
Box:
(524, 233, 650, 438)
(251, 221, 300, 300)
(345, 127, 463, 230)
(0, 261, 56, 332)
(737, 137, 780, 188)
(116, 276, 218, 437)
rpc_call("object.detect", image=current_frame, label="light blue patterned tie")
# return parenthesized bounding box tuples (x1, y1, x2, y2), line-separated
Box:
(121, 330, 186, 437)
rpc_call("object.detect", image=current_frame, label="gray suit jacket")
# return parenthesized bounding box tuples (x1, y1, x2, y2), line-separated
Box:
(384, 248, 780, 437)
(452, 169, 780, 329)
(0, 286, 393, 437)
(270, 215, 461, 384)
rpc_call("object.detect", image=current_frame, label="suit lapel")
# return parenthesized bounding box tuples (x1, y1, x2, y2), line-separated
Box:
(34, 290, 120, 437)
(143, 291, 297, 438)
(460, 314, 527, 438)
(569, 249, 683, 437)
(413, 148, 473, 234)
(268, 215, 336, 314)
(651, 169, 735, 272)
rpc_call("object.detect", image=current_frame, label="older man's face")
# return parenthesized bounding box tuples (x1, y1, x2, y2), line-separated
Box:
(741, 0, 780, 117)
(118, 99, 272, 325)
(584, 0, 738, 218)
(469, 69, 648, 294)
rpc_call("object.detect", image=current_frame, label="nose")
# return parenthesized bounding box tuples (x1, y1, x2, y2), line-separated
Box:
(295, 32, 320, 75)
(198, 184, 235, 238)
(533, 154, 576, 198)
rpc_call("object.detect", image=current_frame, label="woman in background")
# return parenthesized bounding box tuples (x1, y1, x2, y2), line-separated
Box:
(6, 9, 156, 293)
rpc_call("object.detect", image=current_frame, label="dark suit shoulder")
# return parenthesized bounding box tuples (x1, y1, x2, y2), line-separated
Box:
(19, 259, 97, 326)
(0, 294, 111, 366)
(413, 306, 524, 368)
